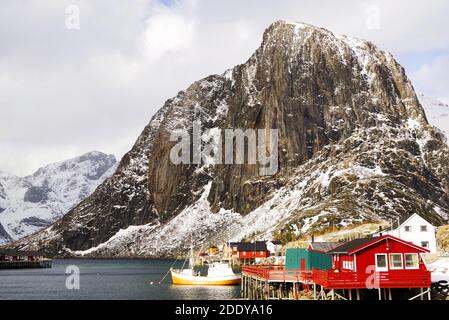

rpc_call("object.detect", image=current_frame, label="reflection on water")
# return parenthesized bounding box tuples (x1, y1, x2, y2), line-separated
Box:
(0, 259, 240, 300)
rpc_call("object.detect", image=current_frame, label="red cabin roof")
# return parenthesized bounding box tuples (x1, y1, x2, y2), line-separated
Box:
(328, 234, 430, 255)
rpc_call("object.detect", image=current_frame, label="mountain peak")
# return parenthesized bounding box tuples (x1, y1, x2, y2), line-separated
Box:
(262, 20, 367, 49)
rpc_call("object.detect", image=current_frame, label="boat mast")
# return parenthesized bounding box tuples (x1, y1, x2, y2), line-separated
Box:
(189, 234, 194, 274)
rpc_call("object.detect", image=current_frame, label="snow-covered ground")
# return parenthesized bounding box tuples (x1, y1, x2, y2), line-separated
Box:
(427, 257, 449, 283)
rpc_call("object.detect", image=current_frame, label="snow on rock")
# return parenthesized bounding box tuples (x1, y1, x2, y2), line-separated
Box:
(0, 151, 117, 242)
(73, 182, 241, 257)
(419, 94, 449, 144)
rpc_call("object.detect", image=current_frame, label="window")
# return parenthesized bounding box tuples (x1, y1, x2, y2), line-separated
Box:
(375, 254, 388, 271)
(421, 241, 429, 248)
(420, 225, 428, 232)
(404, 226, 411, 232)
(405, 253, 419, 269)
(389, 254, 403, 269)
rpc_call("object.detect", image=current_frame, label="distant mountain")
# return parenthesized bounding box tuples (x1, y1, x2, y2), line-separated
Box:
(419, 94, 449, 143)
(0, 151, 117, 243)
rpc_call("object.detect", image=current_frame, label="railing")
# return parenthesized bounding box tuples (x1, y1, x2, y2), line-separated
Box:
(242, 265, 314, 283)
(314, 269, 432, 289)
(242, 265, 431, 289)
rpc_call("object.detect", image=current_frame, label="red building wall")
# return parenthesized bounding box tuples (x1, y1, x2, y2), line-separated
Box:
(335, 238, 427, 273)
(238, 250, 270, 259)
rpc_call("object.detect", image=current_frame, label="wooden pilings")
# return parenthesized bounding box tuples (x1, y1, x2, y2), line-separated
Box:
(242, 272, 432, 301)
(242, 273, 309, 300)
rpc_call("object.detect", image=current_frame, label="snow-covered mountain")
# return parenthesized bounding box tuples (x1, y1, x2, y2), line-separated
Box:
(419, 94, 449, 142)
(0, 151, 117, 243)
(11, 21, 449, 257)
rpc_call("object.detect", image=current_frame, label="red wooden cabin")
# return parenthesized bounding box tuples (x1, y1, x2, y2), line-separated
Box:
(237, 242, 270, 259)
(241, 235, 432, 300)
(328, 234, 429, 272)
(318, 234, 431, 289)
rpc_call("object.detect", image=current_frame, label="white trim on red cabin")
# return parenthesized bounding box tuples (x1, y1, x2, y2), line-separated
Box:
(347, 234, 430, 255)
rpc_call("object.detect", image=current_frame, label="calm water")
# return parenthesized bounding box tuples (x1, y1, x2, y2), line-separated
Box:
(0, 259, 240, 300)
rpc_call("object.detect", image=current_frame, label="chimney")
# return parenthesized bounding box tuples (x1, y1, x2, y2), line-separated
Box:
(311, 234, 315, 243)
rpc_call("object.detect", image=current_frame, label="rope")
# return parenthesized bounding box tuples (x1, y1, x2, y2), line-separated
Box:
(158, 259, 178, 285)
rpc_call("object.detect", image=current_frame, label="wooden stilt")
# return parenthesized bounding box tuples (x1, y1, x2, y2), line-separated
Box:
(356, 289, 360, 300)
(348, 289, 352, 300)
(265, 280, 269, 300)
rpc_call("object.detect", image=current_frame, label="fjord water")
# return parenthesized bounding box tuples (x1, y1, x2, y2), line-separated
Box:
(0, 259, 240, 300)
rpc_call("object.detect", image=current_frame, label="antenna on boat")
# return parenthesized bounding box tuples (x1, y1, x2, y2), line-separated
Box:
(189, 232, 195, 275)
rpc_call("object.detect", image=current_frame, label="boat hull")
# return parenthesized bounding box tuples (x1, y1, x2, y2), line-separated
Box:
(171, 271, 241, 286)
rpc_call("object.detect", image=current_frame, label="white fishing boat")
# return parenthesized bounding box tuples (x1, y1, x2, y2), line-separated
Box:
(170, 243, 241, 285)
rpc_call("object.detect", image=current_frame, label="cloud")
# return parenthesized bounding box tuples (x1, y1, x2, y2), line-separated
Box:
(141, 13, 195, 59)
(1, 0, 449, 175)
(410, 55, 449, 103)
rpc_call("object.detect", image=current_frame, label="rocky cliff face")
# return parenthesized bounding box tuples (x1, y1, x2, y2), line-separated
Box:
(0, 151, 117, 243)
(11, 21, 449, 257)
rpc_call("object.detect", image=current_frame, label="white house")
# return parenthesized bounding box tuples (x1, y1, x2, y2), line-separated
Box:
(376, 213, 437, 253)
(266, 240, 283, 256)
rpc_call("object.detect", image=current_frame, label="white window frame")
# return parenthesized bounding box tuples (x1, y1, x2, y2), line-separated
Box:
(420, 225, 428, 232)
(404, 226, 412, 232)
(404, 253, 419, 270)
(375, 254, 388, 272)
(389, 253, 404, 270)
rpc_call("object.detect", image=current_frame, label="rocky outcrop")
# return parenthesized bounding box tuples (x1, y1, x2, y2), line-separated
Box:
(24, 185, 51, 203)
(10, 21, 449, 257)
(0, 181, 7, 214)
(0, 222, 12, 243)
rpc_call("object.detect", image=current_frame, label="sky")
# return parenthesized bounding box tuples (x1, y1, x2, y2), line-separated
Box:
(1, 0, 448, 176)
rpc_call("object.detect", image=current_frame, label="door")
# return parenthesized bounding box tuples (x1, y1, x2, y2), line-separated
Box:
(300, 258, 306, 270)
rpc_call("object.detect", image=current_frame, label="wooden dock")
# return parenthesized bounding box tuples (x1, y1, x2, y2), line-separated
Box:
(0, 259, 52, 269)
(241, 265, 432, 300)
